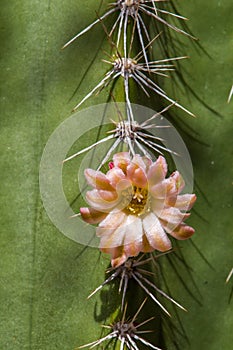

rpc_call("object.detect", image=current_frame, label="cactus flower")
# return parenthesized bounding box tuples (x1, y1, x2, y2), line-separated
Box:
(80, 152, 196, 267)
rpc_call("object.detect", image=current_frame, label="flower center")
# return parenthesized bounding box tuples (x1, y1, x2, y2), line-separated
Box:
(124, 186, 149, 216)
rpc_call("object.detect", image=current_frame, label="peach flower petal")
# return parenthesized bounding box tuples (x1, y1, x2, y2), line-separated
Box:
(85, 169, 114, 191)
(168, 193, 197, 211)
(150, 178, 175, 200)
(106, 167, 126, 188)
(150, 197, 165, 214)
(100, 245, 127, 268)
(98, 214, 127, 248)
(141, 234, 156, 253)
(114, 178, 132, 193)
(167, 224, 195, 240)
(97, 211, 126, 235)
(130, 154, 149, 172)
(80, 207, 107, 224)
(111, 251, 128, 268)
(123, 215, 143, 256)
(127, 161, 148, 188)
(142, 213, 172, 251)
(170, 171, 185, 194)
(147, 155, 167, 186)
(113, 152, 131, 173)
(159, 207, 189, 226)
(86, 189, 118, 211)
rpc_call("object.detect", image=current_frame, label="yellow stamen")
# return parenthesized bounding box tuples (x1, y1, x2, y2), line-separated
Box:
(124, 186, 149, 216)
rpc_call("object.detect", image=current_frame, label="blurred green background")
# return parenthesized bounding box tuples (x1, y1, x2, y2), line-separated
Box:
(0, 1, 232, 349)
